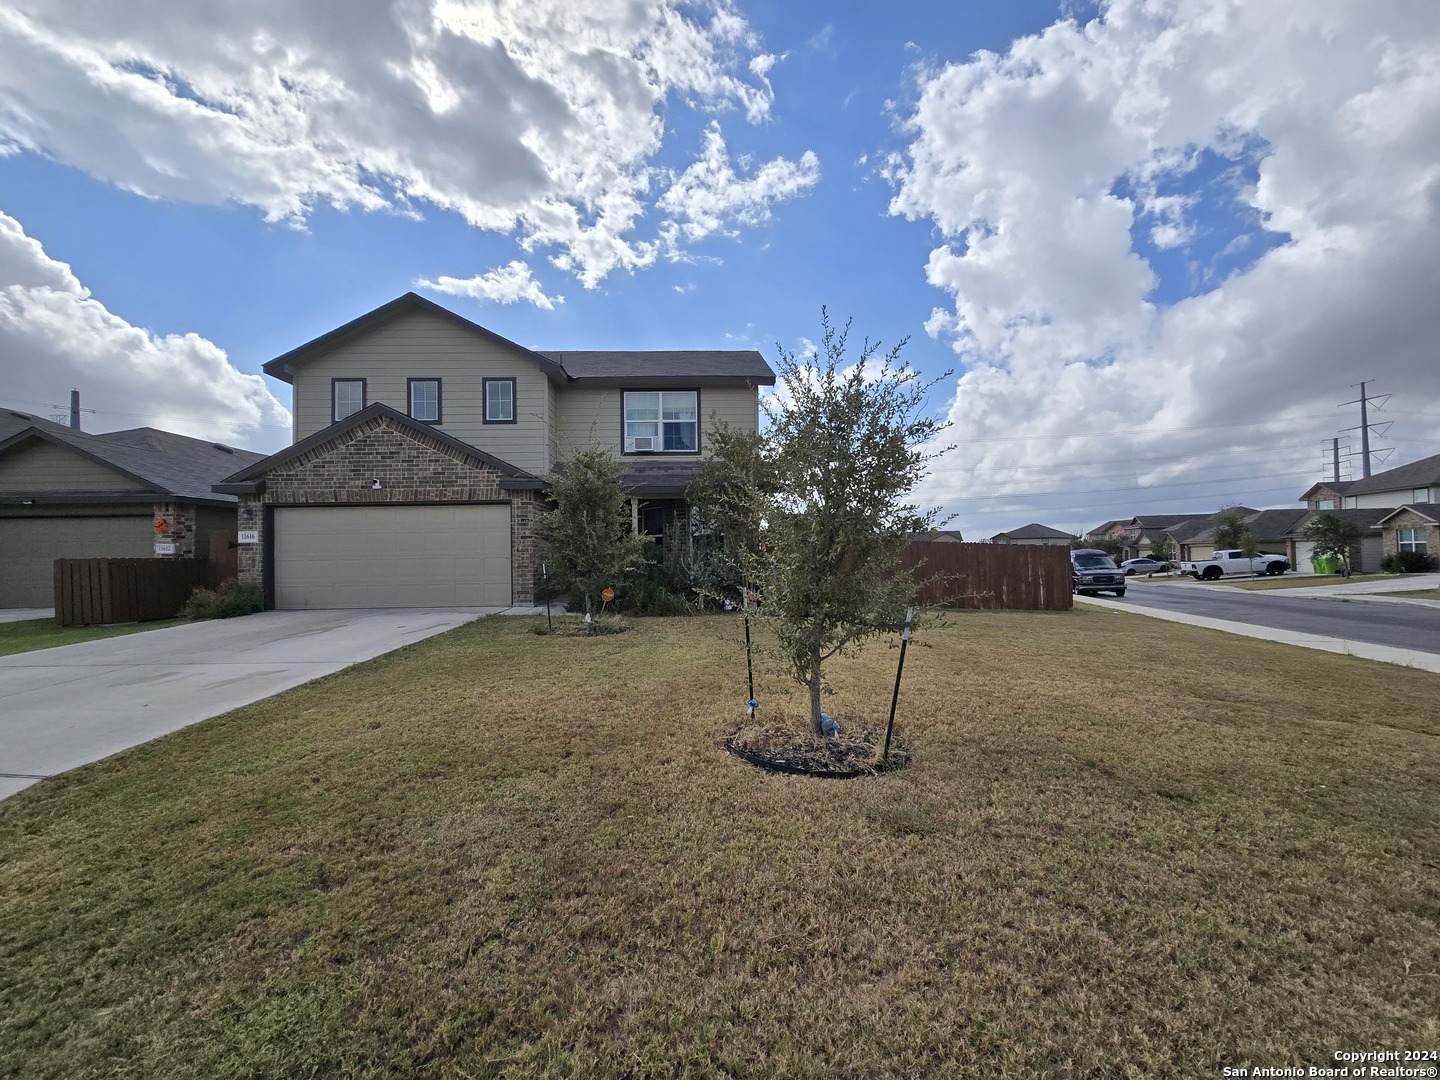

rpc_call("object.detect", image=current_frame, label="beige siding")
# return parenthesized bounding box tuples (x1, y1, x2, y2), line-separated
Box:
(288, 309, 552, 475)
(0, 439, 146, 493)
(554, 385, 760, 460)
(1356, 487, 1431, 509)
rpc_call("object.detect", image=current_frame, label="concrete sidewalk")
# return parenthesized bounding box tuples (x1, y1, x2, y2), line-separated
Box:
(0, 607, 522, 801)
(1075, 591, 1440, 674)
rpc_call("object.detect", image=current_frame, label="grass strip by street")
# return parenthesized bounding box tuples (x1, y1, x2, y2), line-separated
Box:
(1388, 588, 1440, 601)
(0, 617, 183, 658)
(1, 611, 1436, 1078)
(1220, 574, 1407, 591)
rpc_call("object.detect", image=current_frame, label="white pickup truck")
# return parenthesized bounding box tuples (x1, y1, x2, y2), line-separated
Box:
(1181, 549, 1290, 580)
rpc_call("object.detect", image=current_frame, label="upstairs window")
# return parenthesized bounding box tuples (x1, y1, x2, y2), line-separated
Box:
(1343, 496, 1357, 509)
(484, 378, 516, 423)
(1414, 488, 1430, 503)
(332, 379, 366, 422)
(408, 379, 441, 423)
(1316, 499, 1335, 510)
(624, 390, 697, 453)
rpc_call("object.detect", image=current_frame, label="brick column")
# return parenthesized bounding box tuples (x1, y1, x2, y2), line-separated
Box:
(152, 502, 197, 558)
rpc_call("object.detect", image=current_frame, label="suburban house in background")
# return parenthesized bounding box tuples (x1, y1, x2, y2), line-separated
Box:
(1085, 451, 1440, 575)
(0, 409, 262, 607)
(911, 528, 964, 543)
(1294, 452, 1440, 569)
(216, 292, 775, 609)
(987, 523, 1075, 546)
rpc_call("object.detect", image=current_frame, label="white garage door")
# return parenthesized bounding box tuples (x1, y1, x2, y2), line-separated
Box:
(274, 504, 511, 609)
(0, 514, 151, 608)
(1293, 540, 1317, 571)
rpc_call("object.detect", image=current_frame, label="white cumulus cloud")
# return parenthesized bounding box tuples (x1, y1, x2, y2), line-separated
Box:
(418, 260, 564, 309)
(0, 0, 818, 290)
(0, 211, 291, 450)
(889, 0, 1440, 536)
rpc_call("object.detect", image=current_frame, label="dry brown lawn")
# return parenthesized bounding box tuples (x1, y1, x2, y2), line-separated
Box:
(1, 610, 1436, 1078)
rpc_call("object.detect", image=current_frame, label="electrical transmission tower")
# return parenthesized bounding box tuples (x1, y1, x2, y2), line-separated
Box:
(1338, 381, 1392, 478)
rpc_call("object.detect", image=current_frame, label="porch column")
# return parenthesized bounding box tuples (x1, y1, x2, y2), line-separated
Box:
(630, 496, 639, 535)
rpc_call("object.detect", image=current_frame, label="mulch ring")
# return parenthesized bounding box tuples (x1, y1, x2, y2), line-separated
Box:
(722, 722, 913, 779)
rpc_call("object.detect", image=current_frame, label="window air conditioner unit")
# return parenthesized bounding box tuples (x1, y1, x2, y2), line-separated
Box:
(629, 436, 656, 452)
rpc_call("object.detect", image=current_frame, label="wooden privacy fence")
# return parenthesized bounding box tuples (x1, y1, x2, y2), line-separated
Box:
(54, 558, 208, 627)
(899, 541, 1073, 611)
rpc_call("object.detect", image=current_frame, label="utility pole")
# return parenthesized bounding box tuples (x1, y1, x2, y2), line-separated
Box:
(1331, 438, 1341, 484)
(1338, 382, 1392, 479)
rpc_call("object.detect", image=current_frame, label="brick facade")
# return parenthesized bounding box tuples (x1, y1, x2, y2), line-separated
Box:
(1381, 508, 1439, 562)
(237, 413, 543, 605)
(152, 501, 197, 558)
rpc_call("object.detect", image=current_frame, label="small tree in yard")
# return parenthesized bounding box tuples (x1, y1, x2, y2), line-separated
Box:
(538, 447, 648, 620)
(1302, 513, 1365, 577)
(695, 310, 951, 736)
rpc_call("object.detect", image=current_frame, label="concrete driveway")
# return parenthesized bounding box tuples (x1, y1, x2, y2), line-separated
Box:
(0, 608, 509, 801)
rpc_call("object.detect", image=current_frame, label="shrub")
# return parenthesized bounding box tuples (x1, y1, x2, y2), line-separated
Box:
(180, 579, 264, 620)
(615, 552, 691, 616)
(1380, 550, 1438, 573)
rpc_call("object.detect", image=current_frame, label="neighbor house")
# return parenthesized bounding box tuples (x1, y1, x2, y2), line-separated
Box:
(215, 292, 775, 609)
(0, 410, 263, 607)
(1295, 452, 1440, 568)
(988, 523, 1075, 546)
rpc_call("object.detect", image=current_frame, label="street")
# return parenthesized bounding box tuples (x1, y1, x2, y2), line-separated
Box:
(1097, 580, 1440, 655)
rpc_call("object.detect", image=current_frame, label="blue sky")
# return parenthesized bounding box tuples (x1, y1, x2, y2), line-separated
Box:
(2, 0, 1438, 539)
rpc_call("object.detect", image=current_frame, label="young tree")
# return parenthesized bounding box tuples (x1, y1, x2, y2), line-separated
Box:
(696, 309, 951, 735)
(1301, 512, 1366, 577)
(538, 447, 648, 619)
(1146, 533, 1171, 563)
(1210, 508, 1261, 573)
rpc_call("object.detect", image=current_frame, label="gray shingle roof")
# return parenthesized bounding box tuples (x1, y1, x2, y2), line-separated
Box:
(1287, 507, 1394, 535)
(0, 410, 263, 503)
(540, 350, 775, 386)
(993, 523, 1075, 540)
(1344, 452, 1440, 496)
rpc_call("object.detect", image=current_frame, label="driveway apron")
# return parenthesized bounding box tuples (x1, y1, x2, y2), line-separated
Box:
(0, 609, 498, 801)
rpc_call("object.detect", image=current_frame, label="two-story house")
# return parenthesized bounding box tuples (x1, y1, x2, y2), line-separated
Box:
(1292, 452, 1440, 570)
(215, 293, 774, 609)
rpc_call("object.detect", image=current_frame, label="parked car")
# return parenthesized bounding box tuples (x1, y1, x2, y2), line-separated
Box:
(1071, 549, 1126, 597)
(1180, 550, 1289, 580)
(1120, 558, 1170, 576)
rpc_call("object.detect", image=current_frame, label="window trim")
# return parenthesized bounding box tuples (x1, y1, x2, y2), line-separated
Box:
(482, 377, 517, 425)
(1413, 488, 1429, 504)
(332, 378, 367, 423)
(1316, 499, 1335, 511)
(621, 387, 701, 455)
(407, 377, 443, 425)
(1398, 527, 1428, 554)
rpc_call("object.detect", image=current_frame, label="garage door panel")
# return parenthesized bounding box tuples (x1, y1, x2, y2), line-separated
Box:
(274, 505, 511, 609)
(0, 515, 151, 607)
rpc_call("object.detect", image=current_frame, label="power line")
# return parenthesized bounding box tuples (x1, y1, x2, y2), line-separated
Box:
(960, 439, 1317, 472)
(949, 411, 1338, 444)
(935, 466, 1312, 503)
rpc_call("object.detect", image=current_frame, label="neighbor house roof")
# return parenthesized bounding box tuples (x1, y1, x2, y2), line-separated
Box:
(912, 528, 965, 542)
(1236, 508, 1309, 542)
(540, 350, 776, 387)
(214, 402, 544, 495)
(1171, 508, 1262, 545)
(1373, 503, 1440, 527)
(0, 410, 263, 505)
(1298, 451, 1440, 501)
(1285, 507, 1393, 536)
(991, 523, 1075, 541)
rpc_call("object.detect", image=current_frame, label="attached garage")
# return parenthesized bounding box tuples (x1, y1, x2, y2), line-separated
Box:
(273, 504, 512, 609)
(0, 512, 152, 607)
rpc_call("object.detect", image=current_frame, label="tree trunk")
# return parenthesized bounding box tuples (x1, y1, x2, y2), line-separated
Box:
(807, 642, 824, 735)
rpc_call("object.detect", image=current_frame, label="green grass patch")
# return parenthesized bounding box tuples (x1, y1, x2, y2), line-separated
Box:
(1388, 588, 1440, 601)
(0, 617, 183, 657)
(1, 611, 1437, 1077)
(1222, 574, 1407, 591)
